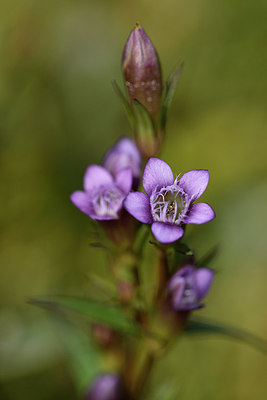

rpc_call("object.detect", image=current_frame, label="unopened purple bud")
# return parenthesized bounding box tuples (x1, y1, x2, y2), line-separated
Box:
(122, 23, 162, 123)
(103, 137, 141, 189)
(168, 265, 214, 311)
(85, 374, 125, 400)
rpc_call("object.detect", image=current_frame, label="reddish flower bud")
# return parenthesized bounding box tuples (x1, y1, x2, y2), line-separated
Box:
(122, 23, 162, 123)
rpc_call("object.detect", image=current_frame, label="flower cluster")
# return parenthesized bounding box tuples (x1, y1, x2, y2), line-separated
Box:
(68, 23, 217, 400)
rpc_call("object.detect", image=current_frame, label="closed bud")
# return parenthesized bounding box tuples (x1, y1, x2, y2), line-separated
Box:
(168, 265, 214, 311)
(122, 22, 162, 124)
(103, 136, 141, 190)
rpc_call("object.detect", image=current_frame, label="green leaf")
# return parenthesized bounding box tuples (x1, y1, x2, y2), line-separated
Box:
(160, 61, 184, 130)
(132, 99, 155, 141)
(185, 316, 267, 354)
(30, 296, 140, 336)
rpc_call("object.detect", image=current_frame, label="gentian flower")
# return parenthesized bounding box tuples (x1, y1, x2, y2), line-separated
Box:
(85, 373, 126, 400)
(167, 265, 214, 311)
(70, 165, 132, 220)
(124, 157, 215, 243)
(103, 137, 141, 189)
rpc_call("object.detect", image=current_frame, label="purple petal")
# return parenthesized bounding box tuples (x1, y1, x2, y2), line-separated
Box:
(172, 280, 186, 310)
(115, 168, 133, 194)
(124, 192, 152, 223)
(151, 222, 184, 244)
(143, 158, 174, 196)
(178, 170, 209, 201)
(195, 268, 214, 300)
(70, 191, 117, 221)
(70, 191, 94, 217)
(183, 203, 215, 224)
(103, 137, 141, 180)
(113, 137, 141, 165)
(83, 165, 113, 191)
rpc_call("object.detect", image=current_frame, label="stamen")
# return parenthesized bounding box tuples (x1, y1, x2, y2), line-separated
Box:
(150, 184, 189, 224)
(92, 186, 124, 218)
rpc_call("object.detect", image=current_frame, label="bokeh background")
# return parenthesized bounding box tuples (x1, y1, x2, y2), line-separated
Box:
(0, 0, 267, 399)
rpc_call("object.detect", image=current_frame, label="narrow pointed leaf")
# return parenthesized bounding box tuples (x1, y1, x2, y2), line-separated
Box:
(30, 296, 140, 335)
(160, 61, 184, 130)
(112, 80, 134, 126)
(185, 316, 267, 354)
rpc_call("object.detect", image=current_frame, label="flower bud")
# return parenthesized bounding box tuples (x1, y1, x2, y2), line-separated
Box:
(168, 265, 214, 311)
(103, 137, 141, 190)
(122, 23, 162, 123)
(85, 374, 126, 400)
(91, 324, 116, 348)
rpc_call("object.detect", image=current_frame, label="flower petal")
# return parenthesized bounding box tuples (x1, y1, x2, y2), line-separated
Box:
(70, 190, 94, 217)
(183, 203, 215, 224)
(103, 137, 141, 180)
(151, 222, 184, 244)
(171, 279, 185, 310)
(113, 137, 141, 165)
(143, 158, 174, 196)
(83, 165, 113, 191)
(178, 170, 209, 201)
(195, 268, 214, 301)
(115, 168, 133, 194)
(70, 190, 118, 221)
(124, 192, 152, 223)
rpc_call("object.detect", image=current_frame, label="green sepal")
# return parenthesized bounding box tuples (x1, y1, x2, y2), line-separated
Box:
(112, 80, 134, 127)
(30, 296, 140, 336)
(185, 316, 267, 354)
(132, 98, 156, 140)
(160, 61, 184, 131)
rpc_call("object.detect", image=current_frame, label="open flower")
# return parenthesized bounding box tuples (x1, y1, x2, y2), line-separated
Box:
(168, 265, 214, 311)
(124, 157, 215, 243)
(103, 137, 141, 189)
(70, 165, 132, 220)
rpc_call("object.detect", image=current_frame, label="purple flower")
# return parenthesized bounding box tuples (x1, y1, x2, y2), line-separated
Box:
(168, 265, 214, 311)
(103, 137, 141, 189)
(124, 157, 215, 243)
(85, 374, 125, 400)
(70, 165, 132, 220)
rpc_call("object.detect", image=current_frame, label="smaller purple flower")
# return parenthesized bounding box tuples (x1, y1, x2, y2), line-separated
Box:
(70, 165, 132, 220)
(124, 157, 215, 243)
(103, 137, 141, 189)
(168, 265, 214, 311)
(85, 374, 125, 400)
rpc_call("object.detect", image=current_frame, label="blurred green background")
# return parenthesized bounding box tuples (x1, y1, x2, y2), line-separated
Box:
(0, 0, 267, 398)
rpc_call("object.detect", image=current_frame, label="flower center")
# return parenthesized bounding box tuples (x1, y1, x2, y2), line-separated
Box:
(150, 184, 189, 224)
(92, 186, 124, 218)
